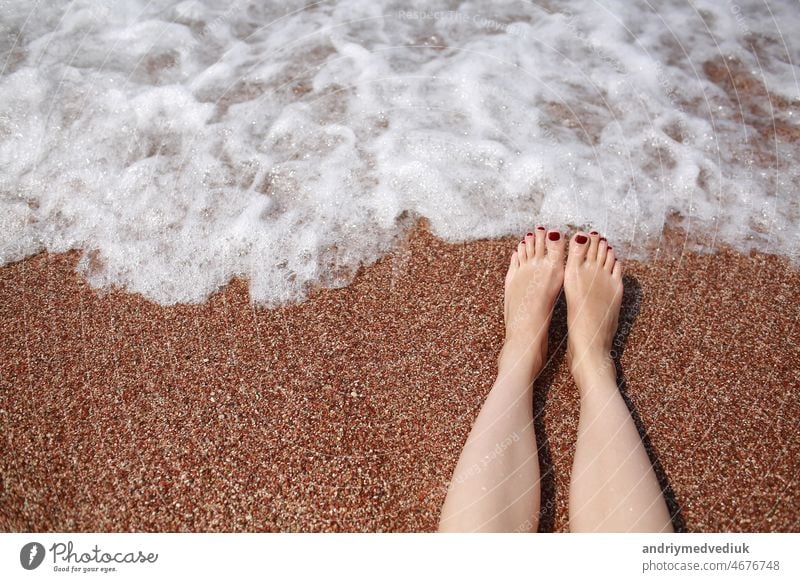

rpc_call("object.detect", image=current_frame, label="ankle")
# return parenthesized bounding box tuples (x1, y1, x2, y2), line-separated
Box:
(498, 337, 545, 376)
(569, 350, 616, 389)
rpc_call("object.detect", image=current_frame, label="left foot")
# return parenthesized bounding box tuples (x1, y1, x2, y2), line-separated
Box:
(500, 228, 566, 372)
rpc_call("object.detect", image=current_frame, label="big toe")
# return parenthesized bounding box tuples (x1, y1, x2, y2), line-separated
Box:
(567, 232, 590, 266)
(545, 229, 566, 264)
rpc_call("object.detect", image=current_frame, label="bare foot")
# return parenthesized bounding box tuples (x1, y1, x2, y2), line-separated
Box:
(564, 231, 623, 390)
(500, 227, 566, 373)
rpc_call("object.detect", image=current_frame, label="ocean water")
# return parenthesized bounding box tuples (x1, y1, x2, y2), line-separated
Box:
(1, 0, 798, 305)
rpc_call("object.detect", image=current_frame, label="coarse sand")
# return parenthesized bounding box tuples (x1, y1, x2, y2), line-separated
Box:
(1, 226, 798, 532)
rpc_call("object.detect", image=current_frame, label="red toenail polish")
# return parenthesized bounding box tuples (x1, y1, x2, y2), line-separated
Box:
(575, 234, 588, 244)
(608, 246, 613, 250)
(548, 232, 560, 241)
(590, 230, 598, 235)
(536, 226, 546, 231)
(526, 232, 533, 237)
(600, 237, 607, 242)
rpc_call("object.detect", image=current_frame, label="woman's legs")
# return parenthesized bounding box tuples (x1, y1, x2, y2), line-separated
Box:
(564, 231, 673, 532)
(438, 228, 566, 532)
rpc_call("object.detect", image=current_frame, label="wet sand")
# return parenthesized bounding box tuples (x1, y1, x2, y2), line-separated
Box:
(1, 226, 798, 532)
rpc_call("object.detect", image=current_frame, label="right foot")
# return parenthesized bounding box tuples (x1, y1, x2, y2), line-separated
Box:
(564, 231, 623, 387)
(500, 227, 566, 373)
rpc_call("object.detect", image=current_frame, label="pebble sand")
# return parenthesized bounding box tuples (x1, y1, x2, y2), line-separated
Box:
(1, 226, 798, 531)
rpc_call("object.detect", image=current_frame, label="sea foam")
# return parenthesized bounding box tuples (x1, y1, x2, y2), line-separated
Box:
(1, 0, 798, 304)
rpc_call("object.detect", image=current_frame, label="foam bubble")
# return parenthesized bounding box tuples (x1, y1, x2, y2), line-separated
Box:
(1, 0, 798, 304)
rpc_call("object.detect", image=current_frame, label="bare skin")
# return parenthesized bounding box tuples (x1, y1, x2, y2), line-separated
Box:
(439, 229, 674, 533)
(565, 231, 673, 532)
(438, 227, 565, 532)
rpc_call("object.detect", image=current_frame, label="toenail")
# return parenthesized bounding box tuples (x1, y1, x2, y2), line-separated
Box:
(600, 237, 607, 242)
(575, 234, 588, 244)
(590, 230, 599, 235)
(547, 231, 560, 241)
(536, 226, 546, 231)
(526, 232, 533, 237)
(608, 246, 613, 250)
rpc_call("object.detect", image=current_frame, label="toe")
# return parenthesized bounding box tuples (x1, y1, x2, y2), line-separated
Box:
(568, 231, 590, 264)
(604, 247, 615, 271)
(517, 238, 528, 262)
(587, 230, 600, 261)
(545, 228, 565, 263)
(596, 237, 608, 265)
(612, 259, 623, 280)
(524, 231, 535, 258)
(509, 248, 520, 272)
(534, 226, 547, 257)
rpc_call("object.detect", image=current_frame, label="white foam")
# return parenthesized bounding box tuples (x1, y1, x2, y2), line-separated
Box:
(1, 0, 798, 304)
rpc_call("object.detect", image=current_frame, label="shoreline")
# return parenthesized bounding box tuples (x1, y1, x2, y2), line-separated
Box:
(1, 226, 798, 532)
